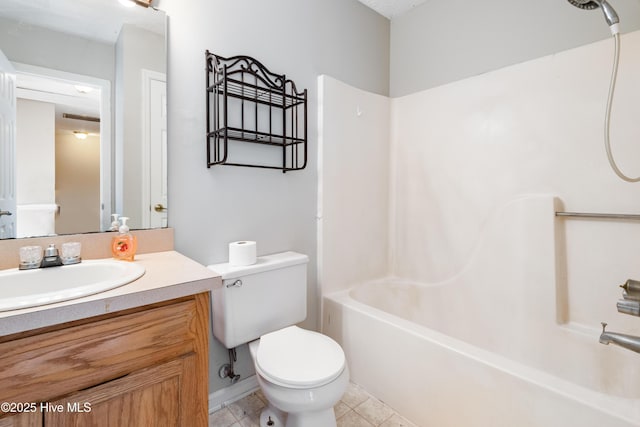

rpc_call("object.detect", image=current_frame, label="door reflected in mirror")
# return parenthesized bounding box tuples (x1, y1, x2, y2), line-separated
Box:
(0, 0, 167, 239)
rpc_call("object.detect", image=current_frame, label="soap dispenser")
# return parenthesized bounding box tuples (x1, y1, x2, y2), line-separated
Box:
(111, 216, 137, 261)
(110, 213, 120, 231)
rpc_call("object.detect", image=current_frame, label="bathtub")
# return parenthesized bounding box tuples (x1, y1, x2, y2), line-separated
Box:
(322, 196, 640, 427)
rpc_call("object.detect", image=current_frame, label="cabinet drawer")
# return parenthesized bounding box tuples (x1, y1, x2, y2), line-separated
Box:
(0, 298, 199, 404)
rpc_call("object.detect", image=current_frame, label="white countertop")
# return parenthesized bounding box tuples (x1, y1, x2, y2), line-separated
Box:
(0, 250, 220, 337)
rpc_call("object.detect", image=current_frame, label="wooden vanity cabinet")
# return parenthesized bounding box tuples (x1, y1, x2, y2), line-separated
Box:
(0, 412, 40, 427)
(0, 292, 210, 426)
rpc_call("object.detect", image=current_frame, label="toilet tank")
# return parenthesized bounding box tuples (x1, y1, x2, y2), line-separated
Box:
(207, 251, 309, 349)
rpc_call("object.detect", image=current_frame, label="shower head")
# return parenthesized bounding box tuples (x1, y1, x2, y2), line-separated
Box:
(567, 0, 620, 28)
(567, 0, 600, 10)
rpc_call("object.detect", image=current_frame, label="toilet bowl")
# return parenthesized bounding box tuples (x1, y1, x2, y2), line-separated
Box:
(207, 252, 350, 426)
(248, 326, 349, 427)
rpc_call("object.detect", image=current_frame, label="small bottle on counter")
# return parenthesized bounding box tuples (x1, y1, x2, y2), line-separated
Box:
(110, 213, 120, 231)
(111, 216, 137, 261)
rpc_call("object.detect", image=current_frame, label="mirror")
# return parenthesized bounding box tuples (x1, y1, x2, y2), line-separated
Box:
(0, 0, 167, 239)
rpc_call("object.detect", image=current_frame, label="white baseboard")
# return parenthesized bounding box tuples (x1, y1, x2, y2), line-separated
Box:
(208, 375, 260, 413)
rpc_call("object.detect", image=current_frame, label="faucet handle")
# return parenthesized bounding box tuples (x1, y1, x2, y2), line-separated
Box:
(61, 242, 82, 265)
(620, 279, 640, 294)
(18, 245, 43, 270)
(601, 322, 608, 333)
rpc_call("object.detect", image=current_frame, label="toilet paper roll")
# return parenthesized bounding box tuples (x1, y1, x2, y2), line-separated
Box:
(229, 241, 257, 266)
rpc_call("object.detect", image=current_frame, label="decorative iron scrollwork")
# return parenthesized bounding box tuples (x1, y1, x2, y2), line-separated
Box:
(205, 51, 307, 172)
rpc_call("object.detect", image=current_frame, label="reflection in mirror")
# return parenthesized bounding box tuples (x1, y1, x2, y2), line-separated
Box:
(14, 64, 108, 238)
(0, 0, 167, 239)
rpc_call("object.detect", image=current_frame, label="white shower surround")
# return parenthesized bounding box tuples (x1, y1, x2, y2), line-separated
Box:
(324, 195, 639, 426)
(390, 29, 640, 332)
(318, 29, 640, 425)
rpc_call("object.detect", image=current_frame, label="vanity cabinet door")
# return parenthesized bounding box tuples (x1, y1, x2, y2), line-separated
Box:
(0, 412, 42, 427)
(0, 292, 209, 427)
(46, 355, 197, 427)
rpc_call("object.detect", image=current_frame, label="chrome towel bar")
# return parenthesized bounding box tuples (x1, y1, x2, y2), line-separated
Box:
(555, 212, 640, 220)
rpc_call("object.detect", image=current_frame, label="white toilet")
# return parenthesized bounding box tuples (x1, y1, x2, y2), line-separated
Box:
(208, 251, 349, 427)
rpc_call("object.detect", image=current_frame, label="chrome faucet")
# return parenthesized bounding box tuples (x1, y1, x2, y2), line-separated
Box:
(19, 243, 81, 270)
(599, 322, 640, 354)
(40, 244, 63, 268)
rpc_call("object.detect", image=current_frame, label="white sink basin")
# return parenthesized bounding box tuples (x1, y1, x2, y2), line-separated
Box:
(0, 259, 145, 312)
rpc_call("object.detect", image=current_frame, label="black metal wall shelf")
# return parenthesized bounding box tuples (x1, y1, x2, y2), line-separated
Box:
(206, 52, 308, 172)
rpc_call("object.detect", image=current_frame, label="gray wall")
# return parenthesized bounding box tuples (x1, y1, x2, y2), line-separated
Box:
(158, 0, 389, 395)
(390, 0, 640, 97)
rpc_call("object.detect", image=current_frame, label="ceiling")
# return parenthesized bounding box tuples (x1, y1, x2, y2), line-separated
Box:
(16, 74, 102, 135)
(357, 0, 430, 19)
(0, 0, 418, 46)
(0, 0, 164, 44)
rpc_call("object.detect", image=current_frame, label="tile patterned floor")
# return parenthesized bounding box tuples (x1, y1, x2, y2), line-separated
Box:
(209, 382, 418, 427)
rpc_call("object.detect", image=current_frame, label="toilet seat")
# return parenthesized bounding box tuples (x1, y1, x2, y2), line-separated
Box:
(255, 326, 346, 389)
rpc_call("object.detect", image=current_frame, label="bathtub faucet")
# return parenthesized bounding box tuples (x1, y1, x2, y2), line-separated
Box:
(599, 322, 640, 354)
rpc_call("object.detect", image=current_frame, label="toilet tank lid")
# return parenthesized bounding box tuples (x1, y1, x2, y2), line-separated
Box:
(207, 251, 308, 280)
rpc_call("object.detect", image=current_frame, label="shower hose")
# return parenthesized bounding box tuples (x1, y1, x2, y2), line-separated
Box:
(604, 32, 640, 182)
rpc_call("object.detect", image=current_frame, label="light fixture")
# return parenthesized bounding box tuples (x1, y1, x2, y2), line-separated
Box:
(118, 0, 153, 7)
(133, 0, 153, 7)
(73, 131, 89, 140)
